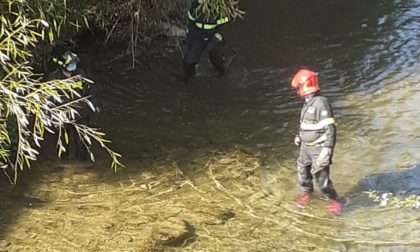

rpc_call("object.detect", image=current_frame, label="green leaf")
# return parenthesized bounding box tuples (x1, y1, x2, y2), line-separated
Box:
(64, 131, 69, 144)
(48, 30, 54, 42)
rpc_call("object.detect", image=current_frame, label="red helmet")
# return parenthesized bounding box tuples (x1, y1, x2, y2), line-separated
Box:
(291, 69, 319, 97)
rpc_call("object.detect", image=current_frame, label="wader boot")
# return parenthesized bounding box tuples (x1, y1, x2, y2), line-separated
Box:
(295, 192, 311, 208)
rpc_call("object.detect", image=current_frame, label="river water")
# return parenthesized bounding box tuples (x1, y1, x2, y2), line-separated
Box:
(1, 0, 419, 251)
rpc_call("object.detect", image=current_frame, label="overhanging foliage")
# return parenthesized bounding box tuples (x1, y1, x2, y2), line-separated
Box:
(0, 0, 123, 183)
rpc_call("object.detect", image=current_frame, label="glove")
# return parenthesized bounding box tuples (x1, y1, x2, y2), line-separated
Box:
(294, 135, 301, 146)
(215, 33, 223, 42)
(317, 147, 332, 167)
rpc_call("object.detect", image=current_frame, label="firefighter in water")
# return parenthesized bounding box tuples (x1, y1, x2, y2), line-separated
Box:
(46, 50, 98, 161)
(183, 0, 230, 81)
(291, 69, 344, 215)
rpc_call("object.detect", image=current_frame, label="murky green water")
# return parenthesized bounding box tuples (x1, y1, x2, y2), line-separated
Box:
(1, 0, 419, 251)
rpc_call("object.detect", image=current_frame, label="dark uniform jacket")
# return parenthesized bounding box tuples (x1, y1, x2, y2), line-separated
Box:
(45, 69, 96, 122)
(187, 0, 229, 37)
(299, 96, 336, 148)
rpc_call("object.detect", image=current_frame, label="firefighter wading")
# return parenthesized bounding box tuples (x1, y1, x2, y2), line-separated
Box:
(291, 69, 344, 215)
(46, 50, 97, 161)
(183, 0, 230, 81)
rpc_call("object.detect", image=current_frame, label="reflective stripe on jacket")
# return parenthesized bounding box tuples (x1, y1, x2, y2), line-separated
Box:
(187, 0, 229, 30)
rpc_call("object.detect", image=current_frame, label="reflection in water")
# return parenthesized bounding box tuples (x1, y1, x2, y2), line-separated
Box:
(1, 0, 420, 250)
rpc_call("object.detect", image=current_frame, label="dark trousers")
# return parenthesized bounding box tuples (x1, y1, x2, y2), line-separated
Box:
(59, 111, 90, 161)
(183, 25, 226, 80)
(296, 144, 338, 200)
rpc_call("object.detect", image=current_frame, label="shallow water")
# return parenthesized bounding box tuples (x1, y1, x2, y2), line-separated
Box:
(1, 0, 420, 251)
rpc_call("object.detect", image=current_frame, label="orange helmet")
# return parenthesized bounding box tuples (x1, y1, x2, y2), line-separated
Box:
(291, 69, 319, 97)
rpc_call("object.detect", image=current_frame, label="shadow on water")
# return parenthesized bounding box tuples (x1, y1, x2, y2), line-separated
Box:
(0, 168, 46, 244)
(0, 140, 102, 242)
(0, 196, 38, 246)
(343, 165, 420, 214)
